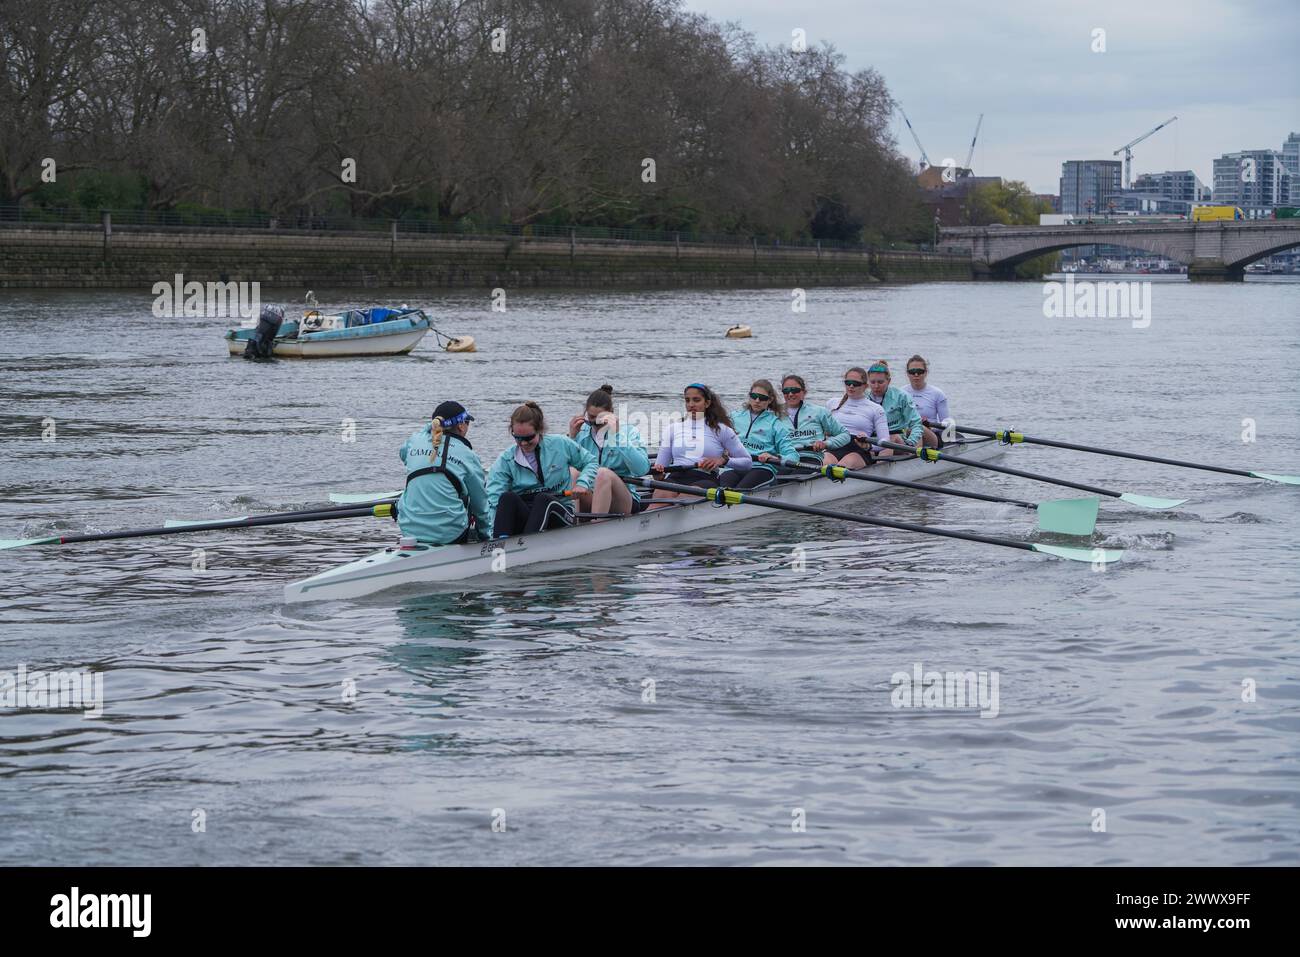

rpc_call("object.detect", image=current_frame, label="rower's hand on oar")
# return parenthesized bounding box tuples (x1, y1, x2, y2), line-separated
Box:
(651, 462, 667, 474)
(697, 456, 725, 470)
(756, 453, 776, 463)
(811, 441, 827, 451)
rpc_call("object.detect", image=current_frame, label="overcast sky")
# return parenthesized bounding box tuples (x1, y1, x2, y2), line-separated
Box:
(685, 0, 1298, 194)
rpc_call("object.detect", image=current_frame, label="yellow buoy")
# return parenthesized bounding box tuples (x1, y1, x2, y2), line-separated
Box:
(725, 324, 752, 339)
(445, 335, 477, 353)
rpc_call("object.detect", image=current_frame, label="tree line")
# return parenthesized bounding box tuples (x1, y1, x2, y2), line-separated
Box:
(0, 0, 933, 243)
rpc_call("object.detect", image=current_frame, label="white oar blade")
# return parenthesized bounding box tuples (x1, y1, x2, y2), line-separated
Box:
(1118, 492, 1187, 510)
(0, 536, 60, 550)
(1034, 497, 1099, 537)
(164, 517, 248, 529)
(1032, 543, 1123, 564)
(1250, 472, 1300, 486)
(329, 491, 401, 504)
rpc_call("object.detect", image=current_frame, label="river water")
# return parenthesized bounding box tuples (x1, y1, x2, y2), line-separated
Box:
(0, 277, 1296, 865)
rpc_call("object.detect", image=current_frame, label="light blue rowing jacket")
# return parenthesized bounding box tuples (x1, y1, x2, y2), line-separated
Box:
(574, 421, 650, 501)
(486, 434, 599, 516)
(397, 425, 492, 544)
(731, 407, 799, 474)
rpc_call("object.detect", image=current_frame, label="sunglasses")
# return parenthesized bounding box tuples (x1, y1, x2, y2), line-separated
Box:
(749, 392, 772, 401)
(907, 368, 926, 375)
(510, 431, 538, 443)
(781, 387, 803, 395)
(843, 379, 865, 388)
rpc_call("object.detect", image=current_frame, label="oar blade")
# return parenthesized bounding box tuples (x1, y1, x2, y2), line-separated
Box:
(0, 536, 61, 550)
(1250, 472, 1300, 486)
(163, 517, 248, 529)
(1034, 497, 1100, 537)
(1032, 543, 1123, 564)
(329, 491, 401, 504)
(1118, 492, 1187, 510)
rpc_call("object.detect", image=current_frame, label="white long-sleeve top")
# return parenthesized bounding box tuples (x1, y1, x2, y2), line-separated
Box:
(655, 418, 752, 469)
(825, 395, 889, 443)
(902, 383, 951, 424)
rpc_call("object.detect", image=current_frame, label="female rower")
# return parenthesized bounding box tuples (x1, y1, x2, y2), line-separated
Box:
(567, 384, 651, 515)
(722, 379, 798, 489)
(397, 400, 492, 544)
(865, 360, 924, 457)
(487, 401, 609, 537)
(781, 374, 851, 466)
(900, 354, 951, 448)
(824, 366, 889, 469)
(648, 383, 751, 506)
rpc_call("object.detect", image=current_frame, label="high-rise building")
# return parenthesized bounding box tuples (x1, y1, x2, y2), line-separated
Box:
(1131, 170, 1207, 206)
(1281, 133, 1300, 205)
(1212, 150, 1291, 207)
(1059, 160, 1122, 216)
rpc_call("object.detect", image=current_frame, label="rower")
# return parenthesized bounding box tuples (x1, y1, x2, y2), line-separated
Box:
(397, 401, 492, 545)
(567, 384, 650, 516)
(781, 374, 852, 466)
(824, 366, 889, 469)
(900, 355, 951, 448)
(648, 383, 751, 506)
(865, 360, 923, 457)
(487, 401, 608, 536)
(722, 379, 798, 489)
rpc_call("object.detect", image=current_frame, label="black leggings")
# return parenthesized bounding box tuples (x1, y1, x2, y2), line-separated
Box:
(493, 491, 572, 537)
(717, 467, 777, 490)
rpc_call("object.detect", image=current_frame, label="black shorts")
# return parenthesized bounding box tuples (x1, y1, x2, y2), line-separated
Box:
(828, 437, 874, 463)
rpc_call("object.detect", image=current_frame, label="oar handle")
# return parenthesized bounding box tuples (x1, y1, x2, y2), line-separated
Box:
(958, 424, 1258, 479)
(875, 440, 1122, 499)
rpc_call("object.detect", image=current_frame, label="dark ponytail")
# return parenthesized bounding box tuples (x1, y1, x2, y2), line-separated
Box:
(586, 384, 615, 411)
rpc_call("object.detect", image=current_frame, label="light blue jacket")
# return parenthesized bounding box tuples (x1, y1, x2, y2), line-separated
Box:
(871, 387, 924, 445)
(574, 421, 650, 501)
(784, 402, 852, 452)
(397, 426, 492, 544)
(731, 407, 799, 474)
(486, 434, 599, 515)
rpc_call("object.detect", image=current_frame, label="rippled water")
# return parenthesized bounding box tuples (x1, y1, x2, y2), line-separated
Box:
(1, 278, 1297, 865)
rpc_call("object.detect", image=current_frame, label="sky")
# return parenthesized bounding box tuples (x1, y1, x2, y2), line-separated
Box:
(684, 0, 1299, 195)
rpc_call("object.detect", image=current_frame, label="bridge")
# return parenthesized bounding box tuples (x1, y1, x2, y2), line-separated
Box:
(940, 220, 1300, 281)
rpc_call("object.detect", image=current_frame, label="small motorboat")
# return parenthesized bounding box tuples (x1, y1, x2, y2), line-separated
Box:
(225, 303, 432, 358)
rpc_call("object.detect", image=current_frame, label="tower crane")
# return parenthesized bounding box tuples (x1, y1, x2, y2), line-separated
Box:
(1113, 116, 1178, 189)
(898, 107, 932, 173)
(963, 114, 984, 172)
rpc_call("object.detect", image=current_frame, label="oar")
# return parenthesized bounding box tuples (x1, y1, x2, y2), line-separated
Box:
(875, 441, 1186, 510)
(782, 461, 1099, 536)
(1, 503, 394, 550)
(165, 497, 399, 527)
(628, 477, 1122, 564)
(956, 425, 1300, 486)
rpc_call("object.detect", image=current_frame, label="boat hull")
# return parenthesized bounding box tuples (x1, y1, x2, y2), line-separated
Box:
(225, 315, 430, 357)
(284, 437, 1006, 602)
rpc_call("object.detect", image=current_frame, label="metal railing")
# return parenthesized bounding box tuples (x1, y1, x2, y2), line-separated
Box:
(0, 203, 960, 255)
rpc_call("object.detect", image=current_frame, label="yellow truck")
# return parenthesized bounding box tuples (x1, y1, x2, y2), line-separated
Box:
(1191, 205, 1243, 222)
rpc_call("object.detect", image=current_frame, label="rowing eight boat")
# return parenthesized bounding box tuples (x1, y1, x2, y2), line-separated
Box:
(283, 435, 1007, 603)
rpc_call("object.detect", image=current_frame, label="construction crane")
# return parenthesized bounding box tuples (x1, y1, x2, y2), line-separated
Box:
(963, 114, 984, 172)
(1113, 116, 1178, 189)
(898, 107, 932, 172)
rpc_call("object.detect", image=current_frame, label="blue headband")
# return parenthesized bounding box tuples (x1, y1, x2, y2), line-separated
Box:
(685, 383, 709, 393)
(439, 411, 472, 426)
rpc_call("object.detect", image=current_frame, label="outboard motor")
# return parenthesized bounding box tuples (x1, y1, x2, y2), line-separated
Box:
(243, 306, 285, 360)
